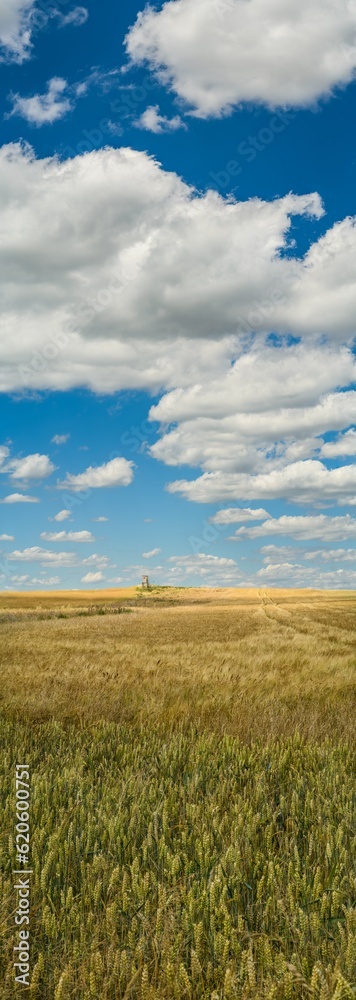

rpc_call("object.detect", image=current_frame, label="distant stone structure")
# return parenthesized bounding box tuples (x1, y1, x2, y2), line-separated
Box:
(142, 575, 149, 590)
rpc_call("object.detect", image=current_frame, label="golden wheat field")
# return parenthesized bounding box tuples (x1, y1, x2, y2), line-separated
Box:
(1, 586, 355, 740)
(1, 587, 355, 998)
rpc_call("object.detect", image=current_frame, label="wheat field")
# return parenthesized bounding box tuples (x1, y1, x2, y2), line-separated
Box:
(0, 587, 355, 998)
(0, 587, 355, 740)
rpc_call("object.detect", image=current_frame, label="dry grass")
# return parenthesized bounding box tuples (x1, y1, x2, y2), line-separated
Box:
(1, 587, 355, 741)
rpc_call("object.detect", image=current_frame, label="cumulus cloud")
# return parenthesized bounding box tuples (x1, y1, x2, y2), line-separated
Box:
(81, 571, 104, 583)
(0, 144, 354, 521)
(81, 554, 110, 567)
(0, 493, 39, 503)
(150, 344, 356, 470)
(167, 552, 241, 585)
(231, 514, 356, 543)
(51, 434, 70, 445)
(40, 530, 95, 542)
(321, 429, 356, 457)
(150, 345, 355, 427)
(0, 445, 10, 466)
(57, 457, 134, 492)
(57, 6, 88, 28)
(260, 544, 302, 564)
(92, 516, 108, 522)
(168, 462, 356, 505)
(211, 507, 270, 524)
(257, 561, 356, 589)
(135, 104, 186, 133)
(0, 0, 35, 62)
(148, 341, 356, 505)
(303, 547, 356, 562)
(8, 547, 77, 566)
(2, 143, 356, 398)
(0, 533, 14, 540)
(0, 144, 356, 403)
(52, 509, 71, 522)
(142, 547, 161, 557)
(126, 0, 356, 117)
(8, 77, 72, 126)
(4, 453, 55, 481)
(258, 543, 356, 565)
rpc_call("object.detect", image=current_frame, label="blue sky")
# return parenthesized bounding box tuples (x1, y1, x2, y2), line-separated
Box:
(0, 0, 356, 589)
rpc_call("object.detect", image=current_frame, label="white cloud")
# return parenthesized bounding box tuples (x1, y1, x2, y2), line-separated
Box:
(150, 345, 355, 427)
(147, 341, 356, 509)
(92, 516, 108, 522)
(4, 453, 55, 481)
(40, 530, 95, 542)
(57, 457, 134, 492)
(51, 434, 70, 445)
(82, 554, 110, 567)
(321, 429, 356, 457)
(256, 561, 356, 589)
(0, 445, 10, 466)
(149, 344, 356, 477)
(258, 543, 356, 565)
(142, 547, 161, 558)
(260, 544, 301, 564)
(167, 552, 241, 585)
(135, 104, 186, 133)
(81, 571, 104, 583)
(0, 533, 14, 540)
(0, 0, 34, 62)
(168, 462, 356, 505)
(304, 548, 356, 562)
(108, 576, 124, 583)
(58, 6, 88, 28)
(0, 145, 356, 402)
(0, 493, 39, 503)
(126, 0, 356, 116)
(30, 576, 60, 586)
(3, 144, 356, 399)
(0, 143, 354, 522)
(8, 77, 72, 126)
(231, 514, 356, 543)
(8, 547, 77, 566)
(52, 509, 71, 522)
(211, 507, 271, 525)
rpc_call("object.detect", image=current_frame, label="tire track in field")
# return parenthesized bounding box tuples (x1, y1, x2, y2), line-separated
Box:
(257, 590, 317, 638)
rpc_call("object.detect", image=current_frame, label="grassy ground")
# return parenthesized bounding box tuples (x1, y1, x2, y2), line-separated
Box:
(0, 588, 355, 998)
(0, 588, 355, 741)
